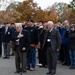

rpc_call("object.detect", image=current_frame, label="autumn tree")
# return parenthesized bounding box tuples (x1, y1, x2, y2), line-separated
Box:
(59, 8, 71, 22)
(32, 7, 46, 21)
(44, 8, 58, 22)
(6, 2, 18, 11)
(0, 0, 14, 10)
(68, 0, 75, 12)
(51, 2, 68, 22)
(68, 0, 75, 24)
(0, 0, 60, 22)
(52, 2, 67, 16)
(59, 0, 75, 24)
(16, 0, 38, 21)
(0, 10, 22, 23)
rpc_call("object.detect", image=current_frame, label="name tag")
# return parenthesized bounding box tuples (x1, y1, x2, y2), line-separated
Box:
(15, 39, 19, 45)
(47, 39, 51, 42)
(31, 30, 33, 32)
(8, 32, 10, 34)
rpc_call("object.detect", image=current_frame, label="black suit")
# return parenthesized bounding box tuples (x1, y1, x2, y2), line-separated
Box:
(2, 26, 12, 43)
(1, 26, 12, 58)
(42, 28, 61, 74)
(12, 29, 30, 71)
(13, 29, 30, 51)
(42, 29, 61, 51)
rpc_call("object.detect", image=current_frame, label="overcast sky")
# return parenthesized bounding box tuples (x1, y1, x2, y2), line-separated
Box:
(15, 0, 72, 9)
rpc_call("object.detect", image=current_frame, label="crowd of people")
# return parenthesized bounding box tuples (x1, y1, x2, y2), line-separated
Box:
(0, 20, 75, 75)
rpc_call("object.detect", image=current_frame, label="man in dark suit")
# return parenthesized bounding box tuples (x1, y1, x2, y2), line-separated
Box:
(42, 21, 61, 75)
(1, 22, 12, 59)
(12, 24, 30, 73)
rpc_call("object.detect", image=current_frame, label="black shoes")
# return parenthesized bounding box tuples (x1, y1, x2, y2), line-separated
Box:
(46, 72, 50, 74)
(50, 73, 53, 75)
(46, 72, 53, 75)
(3, 57, 7, 59)
(14, 70, 27, 73)
(46, 71, 56, 75)
(44, 65, 47, 68)
(7, 57, 10, 59)
(69, 66, 75, 69)
(3, 57, 10, 59)
(14, 71, 21, 73)
(21, 70, 27, 73)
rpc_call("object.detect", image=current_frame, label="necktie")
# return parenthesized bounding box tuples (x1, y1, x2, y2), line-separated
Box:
(5, 27, 8, 34)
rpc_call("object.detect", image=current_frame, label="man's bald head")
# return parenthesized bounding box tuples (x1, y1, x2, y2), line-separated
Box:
(16, 24, 22, 32)
(47, 21, 54, 25)
(47, 21, 54, 30)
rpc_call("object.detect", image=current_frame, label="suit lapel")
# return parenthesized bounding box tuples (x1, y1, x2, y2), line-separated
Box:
(4, 27, 6, 34)
(45, 30, 48, 38)
(5, 27, 8, 34)
(21, 30, 23, 34)
(51, 28, 55, 38)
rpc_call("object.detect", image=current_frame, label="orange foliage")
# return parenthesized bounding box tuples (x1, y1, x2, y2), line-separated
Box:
(0, 10, 21, 23)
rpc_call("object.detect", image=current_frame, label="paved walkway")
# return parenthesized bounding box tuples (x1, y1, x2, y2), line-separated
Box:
(0, 56, 75, 75)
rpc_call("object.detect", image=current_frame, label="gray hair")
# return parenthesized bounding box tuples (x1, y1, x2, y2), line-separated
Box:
(47, 21, 54, 26)
(16, 24, 22, 28)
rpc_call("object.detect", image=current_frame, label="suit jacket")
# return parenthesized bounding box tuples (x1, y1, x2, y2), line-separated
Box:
(1, 26, 12, 43)
(65, 30, 75, 50)
(42, 28, 61, 52)
(12, 29, 30, 52)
